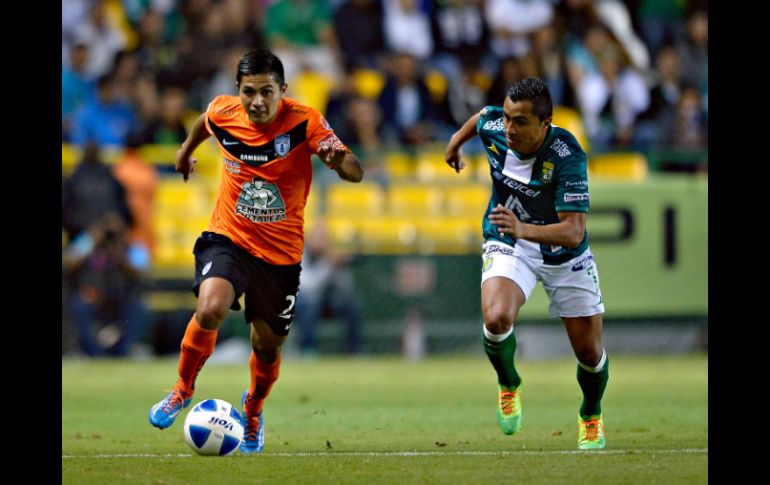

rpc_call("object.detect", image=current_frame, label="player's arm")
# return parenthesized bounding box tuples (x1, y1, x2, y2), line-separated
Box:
(319, 148, 364, 183)
(489, 206, 586, 248)
(175, 113, 212, 182)
(444, 112, 480, 173)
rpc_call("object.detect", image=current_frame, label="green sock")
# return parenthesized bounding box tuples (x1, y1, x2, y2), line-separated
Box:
(483, 330, 522, 389)
(577, 352, 609, 418)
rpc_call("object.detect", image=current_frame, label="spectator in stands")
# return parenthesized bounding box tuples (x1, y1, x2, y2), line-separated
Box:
(382, 0, 434, 61)
(636, 0, 686, 58)
(675, 9, 708, 104)
(113, 132, 159, 260)
(62, 42, 95, 142)
(446, 55, 488, 128)
(63, 211, 150, 357)
(484, 0, 553, 59)
(70, 74, 137, 148)
(636, 46, 683, 148)
(659, 85, 707, 151)
(138, 86, 189, 145)
(377, 52, 441, 145)
(265, 0, 341, 83)
(294, 222, 363, 356)
(532, 25, 567, 106)
(134, 8, 180, 78)
(110, 50, 142, 104)
(573, 43, 649, 150)
(62, 141, 133, 241)
(333, 0, 386, 70)
(71, 0, 127, 79)
(429, 0, 489, 78)
(486, 56, 523, 106)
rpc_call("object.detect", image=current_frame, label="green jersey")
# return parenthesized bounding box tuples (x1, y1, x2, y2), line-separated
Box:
(476, 105, 591, 265)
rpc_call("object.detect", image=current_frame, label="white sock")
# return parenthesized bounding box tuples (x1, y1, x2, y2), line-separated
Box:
(483, 324, 513, 342)
(578, 348, 607, 373)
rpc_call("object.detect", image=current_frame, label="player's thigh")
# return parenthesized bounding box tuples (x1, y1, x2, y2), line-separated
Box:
(242, 259, 301, 339)
(480, 241, 537, 327)
(195, 277, 237, 328)
(192, 232, 250, 326)
(541, 249, 605, 319)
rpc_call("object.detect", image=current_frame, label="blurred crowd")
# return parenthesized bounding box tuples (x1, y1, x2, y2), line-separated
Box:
(62, 0, 708, 154)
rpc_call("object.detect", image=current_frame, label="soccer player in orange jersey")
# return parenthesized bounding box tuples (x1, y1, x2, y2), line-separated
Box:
(149, 49, 363, 453)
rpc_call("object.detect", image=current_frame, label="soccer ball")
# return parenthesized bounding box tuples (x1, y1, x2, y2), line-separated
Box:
(183, 399, 244, 456)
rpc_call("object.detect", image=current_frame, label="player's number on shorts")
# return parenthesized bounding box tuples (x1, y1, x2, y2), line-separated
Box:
(278, 295, 296, 320)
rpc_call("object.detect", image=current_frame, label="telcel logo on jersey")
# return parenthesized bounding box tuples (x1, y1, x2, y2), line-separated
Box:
(483, 118, 504, 131)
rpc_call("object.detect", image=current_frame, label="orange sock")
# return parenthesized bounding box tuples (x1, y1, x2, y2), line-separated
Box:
(245, 351, 282, 415)
(176, 315, 218, 395)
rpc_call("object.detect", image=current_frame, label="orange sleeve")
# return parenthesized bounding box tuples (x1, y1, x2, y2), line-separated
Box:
(306, 113, 349, 168)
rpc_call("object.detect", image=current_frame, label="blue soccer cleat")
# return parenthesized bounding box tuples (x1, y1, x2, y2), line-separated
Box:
(239, 390, 265, 453)
(149, 387, 192, 429)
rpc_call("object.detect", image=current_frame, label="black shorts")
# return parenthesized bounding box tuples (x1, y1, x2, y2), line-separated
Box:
(192, 232, 301, 336)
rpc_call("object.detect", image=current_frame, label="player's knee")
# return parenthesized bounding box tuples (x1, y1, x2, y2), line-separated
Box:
(483, 311, 514, 335)
(576, 347, 603, 367)
(195, 300, 229, 328)
(253, 346, 281, 364)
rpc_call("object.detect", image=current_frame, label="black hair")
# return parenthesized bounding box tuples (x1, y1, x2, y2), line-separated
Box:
(236, 48, 286, 86)
(506, 77, 553, 122)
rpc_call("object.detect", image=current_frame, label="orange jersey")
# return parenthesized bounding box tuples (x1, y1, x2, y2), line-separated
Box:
(203, 96, 346, 265)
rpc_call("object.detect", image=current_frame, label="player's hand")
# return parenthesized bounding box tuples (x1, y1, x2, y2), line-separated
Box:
(489, 204, 526, 239)
(318, 146, 348, 169)
(175, 149, 197, 182)
(444, 146, 466, 174)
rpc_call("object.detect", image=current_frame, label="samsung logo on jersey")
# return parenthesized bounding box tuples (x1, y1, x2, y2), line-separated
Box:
(564, 193, 590, 202)
(241, 154, 269, 162)
(482, 119, 504, 131)
(494, 172, 542, 197)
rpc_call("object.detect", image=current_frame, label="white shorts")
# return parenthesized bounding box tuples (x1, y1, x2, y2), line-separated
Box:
(481, 240, 605, 318)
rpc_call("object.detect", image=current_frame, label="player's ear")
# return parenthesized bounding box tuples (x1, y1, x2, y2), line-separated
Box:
(280, 83, 288, 95)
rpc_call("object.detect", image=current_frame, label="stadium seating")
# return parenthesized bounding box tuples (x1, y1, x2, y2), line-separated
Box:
(443, 184, 491, 218)
(291, 69, 334, 113)
(387, 184, 444, 217)
(588, 152, 649, 182)
(414, 218, 480, 255)
(552, 105, 590, 153)
(384, 151, 416, 181)
(352, 68, 386, 100)
(415, 148, 473, 183)
(325, 182, 385, 217)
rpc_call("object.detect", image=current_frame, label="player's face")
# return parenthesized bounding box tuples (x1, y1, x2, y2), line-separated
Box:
(502, 98, 551, 156)
(239, 74, 287, 124)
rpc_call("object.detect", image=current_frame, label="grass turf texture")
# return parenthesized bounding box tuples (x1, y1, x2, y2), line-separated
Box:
(62, 355, 707, 484)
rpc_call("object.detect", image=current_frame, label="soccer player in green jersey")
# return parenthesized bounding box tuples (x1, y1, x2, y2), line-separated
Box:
(444, 77, 608, 450)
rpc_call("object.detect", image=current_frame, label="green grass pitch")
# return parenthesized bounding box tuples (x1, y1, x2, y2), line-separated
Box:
(62, 354, 707, 484)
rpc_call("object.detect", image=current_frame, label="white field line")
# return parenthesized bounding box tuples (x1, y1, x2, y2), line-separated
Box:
(62, 448, 707, 459)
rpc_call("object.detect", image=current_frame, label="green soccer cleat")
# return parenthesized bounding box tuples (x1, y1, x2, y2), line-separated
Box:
(497, 385, 522, 435)
(578, 415, 606, 450)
